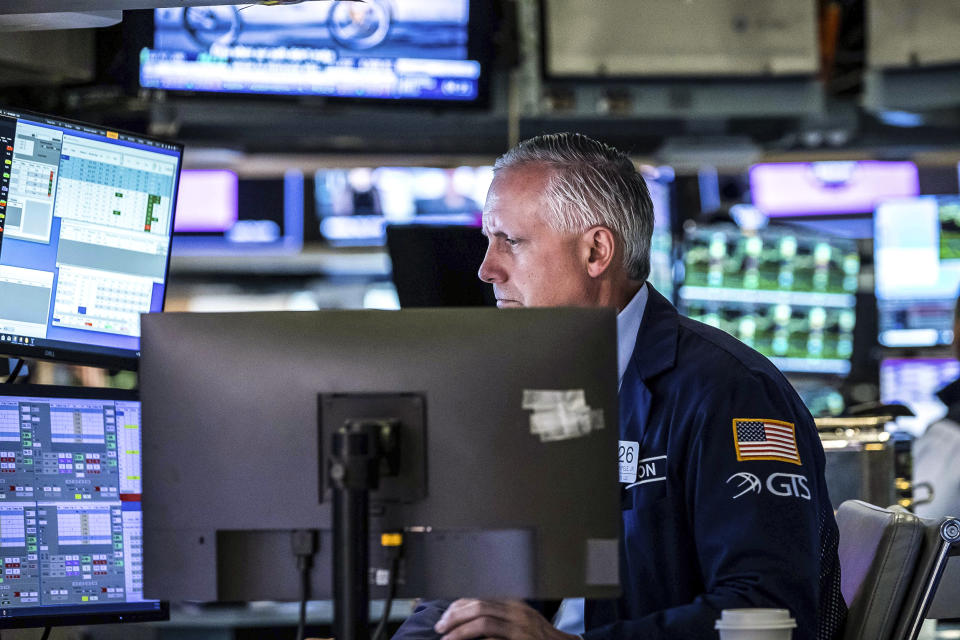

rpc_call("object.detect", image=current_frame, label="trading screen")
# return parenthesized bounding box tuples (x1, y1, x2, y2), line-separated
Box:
(875, 196, 960, 347)
(679, 224, 860, 374)
(0, 390, 156, 620)
(0, 109, 179, 363)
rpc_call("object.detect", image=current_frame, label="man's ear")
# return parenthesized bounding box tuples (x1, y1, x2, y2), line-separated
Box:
(583, 225, 617, 278)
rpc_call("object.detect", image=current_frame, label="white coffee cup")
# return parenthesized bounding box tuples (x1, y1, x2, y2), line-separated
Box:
(714, 608, 797, 640)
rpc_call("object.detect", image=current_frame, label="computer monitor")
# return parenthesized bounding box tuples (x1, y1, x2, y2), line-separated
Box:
(875, 196, 960, 348)
(678, 223, 860, 374)
(386, 224, 495, 307)
(0, 384, 167, 628)
(879, 357, 959, 436)
(0, 108, 181, 370)
(171, 170, 304, 255)
(139, 308, 620, 602)
(315, 166, 490, 246)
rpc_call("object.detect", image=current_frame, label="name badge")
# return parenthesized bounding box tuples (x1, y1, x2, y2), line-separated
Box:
(618, 440, 639, 483)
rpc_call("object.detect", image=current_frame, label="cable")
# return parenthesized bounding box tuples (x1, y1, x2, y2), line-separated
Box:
(371, 553, 401, 640)
(296, 557, 309, 640)
(4, 359, 24, 384)
(372, 533, 404, 640)
(40, 627, 51, 640)
(290, 530, 317, 640)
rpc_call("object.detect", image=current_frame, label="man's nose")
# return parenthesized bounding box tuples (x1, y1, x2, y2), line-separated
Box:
(478, 245, 502, 284)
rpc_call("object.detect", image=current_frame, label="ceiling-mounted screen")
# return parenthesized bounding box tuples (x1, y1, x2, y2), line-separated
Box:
(139, 0, 483, 102)
(750, 161, 919, 217)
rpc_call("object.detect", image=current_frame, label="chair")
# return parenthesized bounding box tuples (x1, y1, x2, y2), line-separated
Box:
(836, 499, 960, 640)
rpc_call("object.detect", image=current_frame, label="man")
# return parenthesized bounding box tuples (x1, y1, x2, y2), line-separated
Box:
(913, 293, 960, 521)
(393, 133, 845, 640)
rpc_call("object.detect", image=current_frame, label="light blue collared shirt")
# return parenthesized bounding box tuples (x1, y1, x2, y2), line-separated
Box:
(554, 283, 649, 634)
(617, 283, 648, 390)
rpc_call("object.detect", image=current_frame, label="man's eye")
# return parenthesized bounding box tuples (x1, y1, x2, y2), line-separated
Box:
(505, 237, 519, 246)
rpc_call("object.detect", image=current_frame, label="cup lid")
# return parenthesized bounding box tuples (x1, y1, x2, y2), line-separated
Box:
(715, 608, 797, 630)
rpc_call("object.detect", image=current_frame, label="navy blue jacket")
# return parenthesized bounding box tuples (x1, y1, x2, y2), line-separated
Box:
(393, 287, 846, 640)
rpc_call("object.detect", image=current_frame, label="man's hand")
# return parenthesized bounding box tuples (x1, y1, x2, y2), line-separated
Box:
(433, 599, 580, 640)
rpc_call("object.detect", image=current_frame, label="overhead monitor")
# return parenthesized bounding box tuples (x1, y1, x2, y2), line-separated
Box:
(750, 161, 919, 217)
(171, 170, 303, 255)
(139, 308, 620, 603)
(138, 1, 485, 103)
(678, 224, 860, 374)
(0, 384, 167, 628)
(315, 165, 490, 246)
(874, 196, 960, 348)
(0, 108, 181, 370)
(879, 357, 959, 436)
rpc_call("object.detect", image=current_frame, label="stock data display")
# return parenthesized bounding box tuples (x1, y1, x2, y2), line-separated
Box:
(679, 224, 860, 374)
(875, 196, 960, 347)
(141, 1, 482, 101)
(0, 388, 156, 622)
(0, 108, 180, 368)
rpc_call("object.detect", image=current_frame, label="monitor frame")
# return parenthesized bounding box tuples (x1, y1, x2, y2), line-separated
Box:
(0, 383, 169, 629)
(0, 107, 183, 371)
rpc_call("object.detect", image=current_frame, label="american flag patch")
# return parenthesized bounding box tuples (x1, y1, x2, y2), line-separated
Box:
(733, 419, 802, 465)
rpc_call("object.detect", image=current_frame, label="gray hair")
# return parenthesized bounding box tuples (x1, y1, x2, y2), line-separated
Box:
(493, 132, 654, 282)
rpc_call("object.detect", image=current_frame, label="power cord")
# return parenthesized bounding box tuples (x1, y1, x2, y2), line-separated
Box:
(5, 359, 24, 384)
(372, 532, 404, 640)
(291, 529, 317, 640)
(40, 627, 51, 640)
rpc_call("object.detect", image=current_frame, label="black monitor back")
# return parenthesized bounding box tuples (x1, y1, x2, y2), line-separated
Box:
(139, 308, 619, 602)
(386, 224, 495, 307)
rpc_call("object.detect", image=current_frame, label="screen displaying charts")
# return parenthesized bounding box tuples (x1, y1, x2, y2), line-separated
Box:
(875, 196, 960, 347)
(0, 108, 180, 368)
(679, 224, 860, 374)
(0, 386, 163, 625)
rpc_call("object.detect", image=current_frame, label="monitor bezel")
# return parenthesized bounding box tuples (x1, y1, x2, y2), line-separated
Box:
(0, 107, 183, 371)
(122, 0, 493, 109)
(0, 383, 170, 629)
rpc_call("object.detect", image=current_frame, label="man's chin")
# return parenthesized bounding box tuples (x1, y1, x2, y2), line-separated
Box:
(496, 300, 523, 308)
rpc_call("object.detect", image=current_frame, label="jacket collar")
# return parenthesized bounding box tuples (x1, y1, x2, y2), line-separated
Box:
(625, 284, 678, 382)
